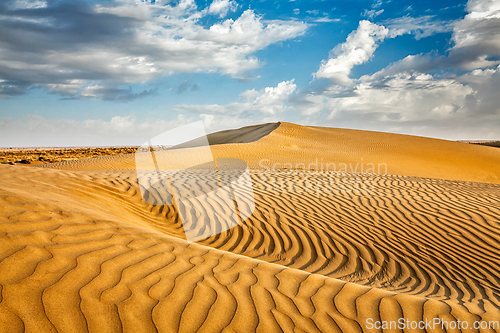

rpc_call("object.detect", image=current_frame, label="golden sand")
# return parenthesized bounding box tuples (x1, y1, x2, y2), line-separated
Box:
(39, 122, 500, 184)
(1, 122, 500, 332)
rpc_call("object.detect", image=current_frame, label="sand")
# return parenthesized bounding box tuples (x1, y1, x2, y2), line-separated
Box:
(1, 122, 500, 332)
(39, 122, 500, 184)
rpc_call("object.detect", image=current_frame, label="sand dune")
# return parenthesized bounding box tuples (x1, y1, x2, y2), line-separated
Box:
(172, 122, 281, 149)
(2, 165, 499, 332)
(2, 122, 500, 332)
(40, 122, 500, 184)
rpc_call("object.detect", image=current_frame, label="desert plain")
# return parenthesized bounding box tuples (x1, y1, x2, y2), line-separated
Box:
(1, 122, 500, 332)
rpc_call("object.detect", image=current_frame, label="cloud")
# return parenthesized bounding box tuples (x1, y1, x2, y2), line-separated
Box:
(314, 21, 392, 85)
(380, 0, 500, 72)
(448, 0, 500, 69)
(296, 3, 500, 139)
(325, 72, 473, 122)
(173, 79, 297, 116)
(372, 0, 383, 9)
(207, 0, 237, 18)
(368, 53, 442, 78)
(362, 9, 384, 19)
(291, 67, 500, 139)
(172, 1, 500, 139)
(7, 0, 47, 10)
(44, 81, 157, 102)
(176, 81, 199, 94)
(329, 67, 500, 139)
(295, 59, 500, 138)
(0, 0, 308, 99)
(244, 80, 297, 115)
(385, 15, 455, 40)
(159, 0, 500, 140)
(459, 65, 500, 117)
(0, 114, 197, 147)
(314, 17, 341, 23)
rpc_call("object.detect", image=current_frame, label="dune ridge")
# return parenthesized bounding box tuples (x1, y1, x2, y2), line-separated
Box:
(40, 122, 500, 184)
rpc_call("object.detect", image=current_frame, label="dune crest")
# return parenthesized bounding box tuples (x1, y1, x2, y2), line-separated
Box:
(40, 122, 500, 184)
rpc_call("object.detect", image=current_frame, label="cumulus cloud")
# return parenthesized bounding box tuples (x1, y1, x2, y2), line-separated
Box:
(207, 0, 237, 17)
(384, 0, 500, 71)
(377, 0, 500, 74)
(297, 1, 500, 139)
(0, 0, 307, 99)
(459, 65, 500, 117)
(448, 0, 500, 69)
(169, 0, 500, 139)
(325, 72, 472, 121)
(314, 21, 392, 85)
(174, 80, 297, 116)
(291, 67, 500, 139)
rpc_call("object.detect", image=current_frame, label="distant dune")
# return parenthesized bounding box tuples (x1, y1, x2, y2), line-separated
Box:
(471, 141, 500, 148)
(171, 122, 281, 149)
(41, 122, 500, 184)
(1, 122, 500, 332)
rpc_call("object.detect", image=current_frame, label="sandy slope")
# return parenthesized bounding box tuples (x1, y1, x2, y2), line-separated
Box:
(2, 122, 500, 332)
(40, 122, 500, 184)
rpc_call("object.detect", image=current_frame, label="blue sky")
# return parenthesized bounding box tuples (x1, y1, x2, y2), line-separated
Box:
(0, 0, 499, 146)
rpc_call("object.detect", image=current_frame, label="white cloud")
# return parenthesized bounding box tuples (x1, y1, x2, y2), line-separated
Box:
(8, 0, 47, 10)
(325, 72, 473, 122)
(245, 80, 297, 115)
(314, 17, 341, 23)
(314, 21, 391, 85)
(293, 5, 500, 139)
(207, 0, 237, 18)
(450, 0, 500, 69)
(385, 15, 455, 40)
(459, 65, 500, 116)
(379, 0, 500, 74)
(174, 80, 297, 116)
(372, 0, 383, 9)
(368, 53, 440, 78)
(292, 63, 500, 139)
(362, 9, 384, 19)
(0, 1, 308, 99)
(167, 0, 500, 140)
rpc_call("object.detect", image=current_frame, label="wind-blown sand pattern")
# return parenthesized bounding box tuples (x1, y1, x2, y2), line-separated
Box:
(40, 122, 500, 184)
(2, 122, 500, 332)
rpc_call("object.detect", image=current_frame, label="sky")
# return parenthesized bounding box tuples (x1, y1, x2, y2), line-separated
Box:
(0, 0, 499, 146)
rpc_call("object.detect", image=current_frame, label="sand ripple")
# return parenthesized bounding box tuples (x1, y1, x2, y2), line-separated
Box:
(1, 164, 500, 332)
